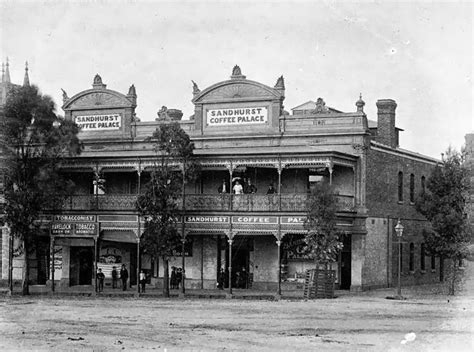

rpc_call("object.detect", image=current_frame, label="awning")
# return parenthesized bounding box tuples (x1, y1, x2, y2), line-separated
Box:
(54, 237, 94, 247)
(101, 230, 138, 243)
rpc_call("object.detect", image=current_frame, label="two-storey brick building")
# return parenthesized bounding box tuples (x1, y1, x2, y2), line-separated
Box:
(2, 66, 442, 293)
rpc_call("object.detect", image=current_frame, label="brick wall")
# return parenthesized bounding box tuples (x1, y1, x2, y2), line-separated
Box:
(364, 146, 439, 288)
(366, 147, 436, 219)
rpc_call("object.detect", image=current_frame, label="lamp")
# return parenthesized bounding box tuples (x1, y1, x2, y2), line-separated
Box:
(395, 219, 404, 298)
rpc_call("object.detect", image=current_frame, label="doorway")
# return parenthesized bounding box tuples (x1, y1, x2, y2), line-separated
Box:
(340, 235, 351, 290)
(229, 237, 252, 288)
(69, 247, 93, 286)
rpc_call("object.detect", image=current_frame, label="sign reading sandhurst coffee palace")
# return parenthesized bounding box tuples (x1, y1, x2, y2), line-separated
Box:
(74, 114, 122, 131)
(206, 107, 268, 126)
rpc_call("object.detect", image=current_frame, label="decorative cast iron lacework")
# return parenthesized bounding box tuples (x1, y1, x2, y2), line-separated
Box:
(59, 193, 355, 212)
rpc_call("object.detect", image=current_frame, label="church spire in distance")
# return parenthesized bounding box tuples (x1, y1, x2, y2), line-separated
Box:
(23, 61, 30, 86)
(4, 58, 11, 83)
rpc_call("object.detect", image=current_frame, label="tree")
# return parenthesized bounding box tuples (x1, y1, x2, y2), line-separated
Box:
(304, 183, 344, 268)
(416, 147, 470, 294)
(2, 85, 81, 295)
(136, 122, 198, 297)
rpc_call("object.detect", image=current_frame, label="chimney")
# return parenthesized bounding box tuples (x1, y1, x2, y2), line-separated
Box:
(376, 99, 398, 148)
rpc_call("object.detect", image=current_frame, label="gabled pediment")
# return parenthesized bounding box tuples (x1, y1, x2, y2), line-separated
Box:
(63, 89, 133, 110)
(193, 80, 282, 103)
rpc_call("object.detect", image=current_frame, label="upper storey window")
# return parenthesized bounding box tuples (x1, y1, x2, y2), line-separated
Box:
(421, 176, 426, 194)
(398, 171, 404, 202)
(409, 173, 415, 203)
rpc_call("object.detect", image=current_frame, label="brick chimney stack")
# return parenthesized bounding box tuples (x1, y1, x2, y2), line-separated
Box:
(376, 99, 398, 148)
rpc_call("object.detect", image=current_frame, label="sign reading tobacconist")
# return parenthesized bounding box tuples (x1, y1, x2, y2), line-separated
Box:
(51, 215, 97, 236)
(74, 114, 122, 131)
(206, 107, 267, 126)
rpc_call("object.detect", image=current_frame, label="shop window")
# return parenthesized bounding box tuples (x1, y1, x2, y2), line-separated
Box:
(421, 176, 426, 193)
(409, 174, 415, 203)
(409, 243, 415, 272)
(431, 255, 436, 270)
(420, 243, 426, 271)
(398, 171, 403, 202)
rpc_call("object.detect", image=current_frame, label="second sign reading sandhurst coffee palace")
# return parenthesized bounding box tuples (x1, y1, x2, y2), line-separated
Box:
(206, 107, 268, 126)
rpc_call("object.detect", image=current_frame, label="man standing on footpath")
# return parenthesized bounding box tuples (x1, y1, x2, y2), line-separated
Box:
(120, 264, 129, 291)
(97, 268, 105, 293)
(111, 266, 118, 289)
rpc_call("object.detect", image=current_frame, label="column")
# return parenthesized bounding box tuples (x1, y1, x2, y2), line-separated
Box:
(350, 234, 365, 291)
(228, 237, 233, 295)
(277, 165, 282, 211)
(276, 239, 281, 296)
(50, 233, 55, 292)
(181, 237, 186, 294)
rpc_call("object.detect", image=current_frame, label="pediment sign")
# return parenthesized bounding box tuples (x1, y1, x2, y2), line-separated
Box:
(195, 81, 280, 103)
(66, 91, 132, 110)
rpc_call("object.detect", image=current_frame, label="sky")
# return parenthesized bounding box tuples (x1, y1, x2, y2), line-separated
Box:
(1, 0, 472, 158)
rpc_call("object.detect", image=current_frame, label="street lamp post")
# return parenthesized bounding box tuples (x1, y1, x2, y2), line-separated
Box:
(395, 219, 404, 299)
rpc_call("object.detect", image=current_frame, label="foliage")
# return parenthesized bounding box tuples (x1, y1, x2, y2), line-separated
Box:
(416, 148, 470, 261)
(416, 147, 470, 293)
(137, 167, 182, 260)
(304, 183, 343, 266)
(2, 85, 81, 294)
(136, 122, 199, 295)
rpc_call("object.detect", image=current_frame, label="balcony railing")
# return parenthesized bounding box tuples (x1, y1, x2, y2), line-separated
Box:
(59, 193, 356, 212)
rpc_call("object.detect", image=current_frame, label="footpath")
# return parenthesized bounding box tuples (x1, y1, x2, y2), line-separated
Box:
(1, 260, 472, 301)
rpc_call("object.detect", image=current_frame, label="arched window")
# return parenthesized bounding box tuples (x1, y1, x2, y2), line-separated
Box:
(431, 255, 436, 270)
(398, 171, 404, 202)
(409, 174, 415, 203)
(409, 243, 415, 271)
(420, 243, 426, 271)
(421, 176, 426, 193)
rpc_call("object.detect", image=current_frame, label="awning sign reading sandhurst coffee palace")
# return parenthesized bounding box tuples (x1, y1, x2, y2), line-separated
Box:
(206, 107, 268, 126)
(74, 114, 122, 131)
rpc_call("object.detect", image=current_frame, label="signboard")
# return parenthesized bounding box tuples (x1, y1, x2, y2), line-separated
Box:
(74, 114, 122, 131)
(172, 237, 193, 257)
(282, 234, 311, 260)
(51, 215, 97, 236)
(232, 216, 278, 224)
(75, 223, 97, 235)
(51, 223, 73, 235)
(206, 107, 268, 126)
(54, 215, 95, 222)
(185, 216, 229, 223)
(281, 216, 306, 225)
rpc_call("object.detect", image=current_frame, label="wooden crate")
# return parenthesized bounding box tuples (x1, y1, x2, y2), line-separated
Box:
(303, 269, 335, 299)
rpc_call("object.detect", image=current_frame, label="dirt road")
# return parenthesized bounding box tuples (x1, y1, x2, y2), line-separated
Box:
(0, 265, 473, 351)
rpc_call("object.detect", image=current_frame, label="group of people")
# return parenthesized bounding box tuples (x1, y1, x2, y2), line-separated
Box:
(96, 264, 130, 292)
(170, 267, 183, 289)
(216, 267, 249, 289)
(218, 178, 277, 195)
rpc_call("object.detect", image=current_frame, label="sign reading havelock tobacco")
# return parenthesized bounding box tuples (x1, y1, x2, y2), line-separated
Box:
(52, 215, 97, 236)
(206, 107, 268, 126)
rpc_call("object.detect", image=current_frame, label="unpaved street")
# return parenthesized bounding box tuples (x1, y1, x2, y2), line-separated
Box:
(0, 265, 473, 351)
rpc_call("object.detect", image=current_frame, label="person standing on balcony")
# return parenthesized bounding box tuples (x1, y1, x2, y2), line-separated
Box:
(246, 178, 257, 194)
(266, 184, 276, 194)
(120, 264, 128, 291)
(218, 179, 229, 193)
(233, 180, 243, 194)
